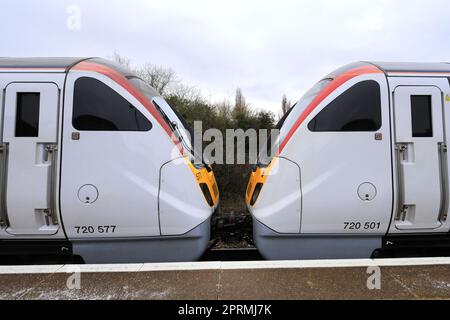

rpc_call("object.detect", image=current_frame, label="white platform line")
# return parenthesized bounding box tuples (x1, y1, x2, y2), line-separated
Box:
(1, 257, 450, 274)
(0, 264, 65, 274)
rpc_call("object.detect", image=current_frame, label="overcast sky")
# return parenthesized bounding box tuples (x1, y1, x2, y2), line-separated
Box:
(1, 0, 449, 115)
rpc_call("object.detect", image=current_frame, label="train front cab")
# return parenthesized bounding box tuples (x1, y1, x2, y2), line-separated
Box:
(0, 58, 218, 263)
(247, 62, 450, 260)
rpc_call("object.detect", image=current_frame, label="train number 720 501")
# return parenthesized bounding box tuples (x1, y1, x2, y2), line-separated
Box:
(344, 222, 381, 230)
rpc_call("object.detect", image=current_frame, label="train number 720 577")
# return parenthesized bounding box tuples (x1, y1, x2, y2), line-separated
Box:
(74, 225, 116, 234)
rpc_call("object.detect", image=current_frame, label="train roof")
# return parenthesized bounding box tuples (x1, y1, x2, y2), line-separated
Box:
(0, 57, 137, 77)
(0, 57, 89, 71)
(325, 61, 450, 79)
(368, 61, 450, 74)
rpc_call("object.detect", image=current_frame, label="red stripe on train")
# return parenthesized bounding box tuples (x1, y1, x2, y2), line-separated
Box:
(72, 61, 184, 155)
(278, 65, 383, 154)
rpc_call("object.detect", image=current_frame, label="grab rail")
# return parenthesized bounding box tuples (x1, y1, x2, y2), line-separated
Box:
(438, 142, 448, 222)
(0, 143, 9, 228)
(45, 144, 59, 226)
(394, 143, 407, 221)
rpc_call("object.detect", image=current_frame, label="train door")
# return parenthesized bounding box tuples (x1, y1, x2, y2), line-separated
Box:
(392, 85, 446, 231)
(2, 82, 60, 235)
(299, 76, 393, 234)
(60, 74, 161, 238)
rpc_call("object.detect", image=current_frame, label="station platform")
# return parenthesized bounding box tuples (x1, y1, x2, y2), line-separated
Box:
(1, 258, 450, 300)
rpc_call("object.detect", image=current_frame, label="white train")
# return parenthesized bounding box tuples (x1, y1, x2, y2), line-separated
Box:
(247, 62, 450, 259)
(0, 58, 219, 263)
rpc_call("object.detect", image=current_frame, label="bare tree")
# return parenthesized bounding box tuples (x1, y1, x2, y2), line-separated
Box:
(281, 94, 291, 115)
(170, 83, 203, 101)
(217, 100, 232, 119)
(235, 88, 246, 110)
(110, 53, 201, 99)
(112, 52, 132, 69)
(136, 63, 178, 96)
(232, 88, 255, 126)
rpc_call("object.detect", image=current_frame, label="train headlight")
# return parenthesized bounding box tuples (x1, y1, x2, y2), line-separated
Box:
(250, 183, 263, 206)
(200, 183, 214, 207)
(246, 158, 279, 207)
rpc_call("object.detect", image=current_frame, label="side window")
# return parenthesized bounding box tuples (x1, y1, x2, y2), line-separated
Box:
(411, 95, 432, 137)
(308, 80, 381, 132)
(73, 77, 152, 131)
(15, 92, 40, 137)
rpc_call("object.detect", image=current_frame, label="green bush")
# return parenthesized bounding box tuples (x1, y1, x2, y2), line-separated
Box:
(166, 91, 276, 214)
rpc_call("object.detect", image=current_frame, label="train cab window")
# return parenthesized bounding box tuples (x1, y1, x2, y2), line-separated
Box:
(73, 77, 152, 131)
(411, 95, 433, 137)
(15, 92, 40, 137)
(308, 80, 381, 132)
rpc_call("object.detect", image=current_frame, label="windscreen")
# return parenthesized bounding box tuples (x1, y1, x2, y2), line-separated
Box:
(129, 77, 196, 159)
(258, 79, 332, 166)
